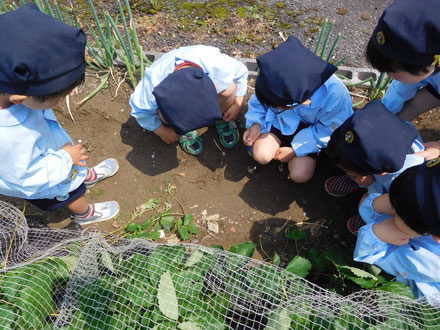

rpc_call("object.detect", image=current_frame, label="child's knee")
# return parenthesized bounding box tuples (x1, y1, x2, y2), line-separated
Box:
(289, 169, 313, 183)
(252, 145, 274, 164)
(288, 158, 315, 183)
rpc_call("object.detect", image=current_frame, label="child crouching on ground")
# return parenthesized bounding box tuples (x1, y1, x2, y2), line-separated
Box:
(354, 160, 440, 305)
(130, 45, 248, 155)
(0, 4, 119, 225)
(326, 99, 425, 234)
(243, 36, 352, 183)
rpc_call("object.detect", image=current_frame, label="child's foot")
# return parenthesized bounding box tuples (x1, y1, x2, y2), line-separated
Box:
(215, 119, 239, 148)
(179, 130, 203, 155)
(85, 158, 119, 188)
(324, 175, 367, 197)
(346, 214, 366, 236)
(71, 202, 119, 225)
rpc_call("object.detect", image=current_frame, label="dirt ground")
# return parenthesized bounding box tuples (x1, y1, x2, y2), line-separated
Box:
(5, 71, 440, 267)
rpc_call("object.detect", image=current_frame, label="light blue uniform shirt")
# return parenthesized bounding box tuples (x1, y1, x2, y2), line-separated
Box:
(244, 75, 353, 156)
(0, 104, 87, 200)
(382, 71, 440, 114)
(355, 193, 440, 305)
(130, 45, 249, 132)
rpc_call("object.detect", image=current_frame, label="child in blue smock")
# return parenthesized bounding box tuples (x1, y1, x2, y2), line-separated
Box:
(354, 160, 440, 305)
(365, 0, 440, 120)
(326, 99, 425, 234)
(325, 0, 440, 197)
(130, 45, 248, 155)
(0, 5, 119, 225)
(243, 36, 352, 183)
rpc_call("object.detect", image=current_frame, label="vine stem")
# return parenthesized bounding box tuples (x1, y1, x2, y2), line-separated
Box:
(167, 187, 185, 214)
(4, 204, 26, 268)
(259, 234, 271, 260)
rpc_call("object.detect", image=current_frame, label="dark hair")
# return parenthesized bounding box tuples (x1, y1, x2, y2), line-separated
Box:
(366, 38, 432, 75)
(31, 73, 85, 103)
(255, 84, 282, 108)
(326, 126, 375, 175)
(389, 166, 429, 235)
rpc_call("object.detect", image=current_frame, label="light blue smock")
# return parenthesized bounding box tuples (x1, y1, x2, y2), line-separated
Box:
(382, 71, 440, 115)
(130, 45, 249, 132)
(244, 75, 353, 156)
(355, 193, 440, 305)
(0, 104, 87, 200)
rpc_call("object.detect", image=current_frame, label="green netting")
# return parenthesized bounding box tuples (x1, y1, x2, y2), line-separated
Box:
(0, 201, 439, 329)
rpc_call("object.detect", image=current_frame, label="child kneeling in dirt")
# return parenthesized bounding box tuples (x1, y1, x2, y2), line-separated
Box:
(243, 36, 352, 183)
(354, 160, 440, 305)
(0, 4, 119, 225)
(326, 99, 425, 235)
(130, 45, 248, 155)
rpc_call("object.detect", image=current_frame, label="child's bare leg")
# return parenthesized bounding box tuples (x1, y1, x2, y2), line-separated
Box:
(398, 87, 440, 121)
(252, 133, 281, 164)
(288, 156, 316, 183)
(218, 81, 236, 113)
(66, 196, 89, 215)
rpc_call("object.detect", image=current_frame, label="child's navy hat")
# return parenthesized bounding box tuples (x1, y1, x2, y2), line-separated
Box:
(255, 36, 337, 106)
(372, 0, 440, 66)
(152, 67, 222, 135)
(0, 4, 86, 95)
(416, 159, 440, 236)
(335, 99, 419, 174)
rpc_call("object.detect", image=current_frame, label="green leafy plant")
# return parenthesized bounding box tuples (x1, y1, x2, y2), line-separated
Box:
(314, 19, 347, 66)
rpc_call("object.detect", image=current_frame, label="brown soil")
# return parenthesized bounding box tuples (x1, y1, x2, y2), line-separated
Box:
(5, 71, 440, 267)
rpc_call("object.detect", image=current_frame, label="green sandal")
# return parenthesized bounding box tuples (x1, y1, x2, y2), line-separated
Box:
(215, 119, 239, 149)
(179, 130, 203, 155)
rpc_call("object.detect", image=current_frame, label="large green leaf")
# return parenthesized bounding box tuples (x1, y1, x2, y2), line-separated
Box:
(246, 265, 282, 300)
(158, 271, 179, 321)
(228, 242, 255, 258)
(184, 249, 204, 268)
(285, 256, 312, 278)
(307, 248, 327, 273)
(118, 253, 150, 284)
(285, 229, 306, 241)
(376, 281, 415, 299)
(178, 321, 202, 330)
(147, 245, 186, 283)
(265, 307, 291, 330)
(0, 304, 16, 328)
(325, 243, 352, 267)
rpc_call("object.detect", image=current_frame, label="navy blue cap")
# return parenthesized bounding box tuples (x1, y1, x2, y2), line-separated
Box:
(372, 0, 440, 66)
(255, 36, 337, 106)
(0, 4, 86, 95)
(416, 159, 440, 236)
(152, 67, 222, 135)
(335, 99, 419, 174)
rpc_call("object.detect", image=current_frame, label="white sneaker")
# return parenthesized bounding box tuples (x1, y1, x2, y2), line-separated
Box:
(85, 158, 119, 188)
(72, 201, 119, 225)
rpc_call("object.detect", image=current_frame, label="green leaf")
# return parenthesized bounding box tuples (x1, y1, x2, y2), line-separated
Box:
(0, 304, 17, 328)
(376, 281, 415, 299)
(178, 321, 202, 330)
(126, 223, 138, 233)
(308, 248, 327, 273)
(265, 307, 291, 330)
(325, 243, 352, 267)
(158, 271, 179, 321)
(185, 249, 204, 268)
(160, 215, 175, 231)
(189, 224, 199, 234)
(211, 244, 224, 250)
(273, 252, 281, 266)
(178, 227, 190, 240)
(149, 231, 161, 240)
(183, 214, 194, 225)
(147, 245, 186, 283)
(141, 218, 154, 230)
(285, 256, 312, 278)
(101, 250, 114, 273)
(174, 218, 183, 229)
(366, 264, 382, 277)
(285, 229, 307, 241)
(228, 242, 255, 258)
(338, 265, 378, 281)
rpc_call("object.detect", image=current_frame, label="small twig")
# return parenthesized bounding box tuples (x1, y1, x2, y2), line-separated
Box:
(112, 72, 127, 100)
(167, 188, 185, 214)
(213, 139, 226, 156)
(296, 221, 328, 229)
(65, 94, 75, 123)
(349, 91, 368, 99)
(4, 204, 26, 268)
(259, 234, 271, 260)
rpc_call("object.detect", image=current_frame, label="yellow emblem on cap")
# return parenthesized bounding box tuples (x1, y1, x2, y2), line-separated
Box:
(345, 131, 354, 144)
(432, 55, 440, 66)
(426, 157, 440, 168)
(376, 31, 385, 45)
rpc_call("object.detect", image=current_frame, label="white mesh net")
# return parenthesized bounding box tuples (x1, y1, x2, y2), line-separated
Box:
(1, 200, 439, 329)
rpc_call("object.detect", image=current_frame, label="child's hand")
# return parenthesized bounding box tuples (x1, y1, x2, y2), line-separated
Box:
(243, 124, 261, 146)
(372, 218, 410, 246)
(416, 141, 440, 161)
(62, 142, 88, 166)
(274, 147, 296, 162)
(154, 125, 178, 144)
